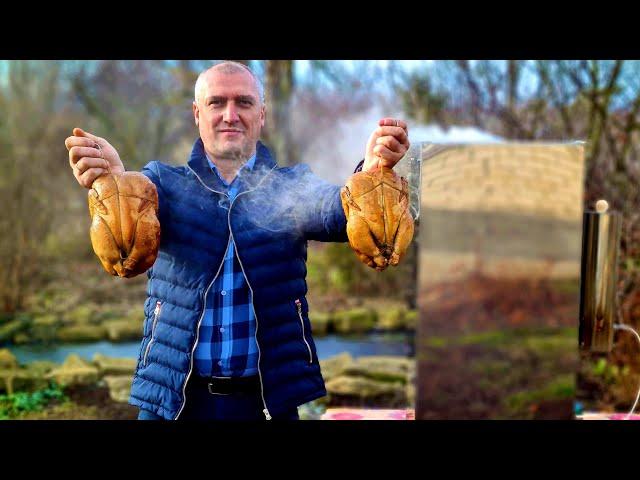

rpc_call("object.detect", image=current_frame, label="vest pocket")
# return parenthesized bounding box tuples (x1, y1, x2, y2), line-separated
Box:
(143, 301, 162, 367)
(295, 299, 313, 364)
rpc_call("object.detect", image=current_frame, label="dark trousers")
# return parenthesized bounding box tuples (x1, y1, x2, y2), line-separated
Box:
(137, 375, 299, 421)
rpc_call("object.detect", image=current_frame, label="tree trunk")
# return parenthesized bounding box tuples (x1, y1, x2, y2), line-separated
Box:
(506, 60, 519, 138)
(263, 60, 298, 166)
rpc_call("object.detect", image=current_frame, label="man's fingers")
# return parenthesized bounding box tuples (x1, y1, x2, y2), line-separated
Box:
(67, 128, 116, 189)
(373, 144, 398, 160)
(73, 156, 110, 174)
(375, 125, 409, 145)
(379, 118, 408, 131)
(376, 135, 402, 152)
(69, 146, 103, 166)
(79, 167, 107, 189)
(364, 118, 410, 172)
(65, 135, 99, 152)
(67, 128, 103, 153)
(73, 127, 102, 143)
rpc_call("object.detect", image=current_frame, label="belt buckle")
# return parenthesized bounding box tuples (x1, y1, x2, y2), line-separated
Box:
(207, 376, 232, 396)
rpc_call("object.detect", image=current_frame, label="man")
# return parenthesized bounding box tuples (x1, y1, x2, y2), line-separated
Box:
(65, 61, 409, 420)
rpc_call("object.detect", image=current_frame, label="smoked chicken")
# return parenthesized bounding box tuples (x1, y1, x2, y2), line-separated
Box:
(340, 167, 414, 271)
(88, 172, 160, 278)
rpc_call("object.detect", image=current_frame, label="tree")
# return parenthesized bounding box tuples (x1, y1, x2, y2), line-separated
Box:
(261, 60, 298, 166)
(69, 60, 197, 169)
(0, 61, 72, 313)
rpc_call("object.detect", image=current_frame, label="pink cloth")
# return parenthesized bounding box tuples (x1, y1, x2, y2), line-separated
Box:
(321, 408, 415, 420)
(608, 413, 640, 420)
(577, 412, 640, 420)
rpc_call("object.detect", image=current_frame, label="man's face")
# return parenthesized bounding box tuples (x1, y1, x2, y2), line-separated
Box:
(193, 69, 265, 161)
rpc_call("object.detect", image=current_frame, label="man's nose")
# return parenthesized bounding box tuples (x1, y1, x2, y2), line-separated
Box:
(223, 103, 239, 123)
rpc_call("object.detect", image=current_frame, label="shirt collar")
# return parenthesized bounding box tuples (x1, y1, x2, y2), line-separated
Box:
(205, 152, 257, 186)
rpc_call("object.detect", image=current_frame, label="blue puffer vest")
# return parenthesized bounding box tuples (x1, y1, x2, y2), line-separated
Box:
(128, 138, 348, 419)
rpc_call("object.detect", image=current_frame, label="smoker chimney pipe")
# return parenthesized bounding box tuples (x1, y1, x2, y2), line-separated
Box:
(579, 200, 621, 353)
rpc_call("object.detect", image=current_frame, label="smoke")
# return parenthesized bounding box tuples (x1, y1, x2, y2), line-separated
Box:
(294, 99, 404, 185)
(234, 161, 342, 236)
(293, 98, 504, 187)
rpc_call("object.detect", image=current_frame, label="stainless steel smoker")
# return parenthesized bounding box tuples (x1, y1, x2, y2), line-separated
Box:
(579, 200, 621, 353)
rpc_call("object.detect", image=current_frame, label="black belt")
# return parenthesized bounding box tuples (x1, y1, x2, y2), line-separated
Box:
(190, 375, 260, 395)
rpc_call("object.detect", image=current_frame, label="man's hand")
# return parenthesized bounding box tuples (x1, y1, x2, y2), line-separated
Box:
(363, 118, 410, 172)
(65, 128, 125, 189)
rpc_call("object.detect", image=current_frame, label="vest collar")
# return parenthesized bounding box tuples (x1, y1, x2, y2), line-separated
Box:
(187, 138, 277, 193)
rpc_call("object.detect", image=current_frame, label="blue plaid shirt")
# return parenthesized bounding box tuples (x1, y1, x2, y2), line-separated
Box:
(193, 153, 258, 378)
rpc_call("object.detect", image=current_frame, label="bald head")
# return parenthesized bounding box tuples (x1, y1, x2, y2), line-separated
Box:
(192, 60, 266, 164)
(194, 61, 264, 105)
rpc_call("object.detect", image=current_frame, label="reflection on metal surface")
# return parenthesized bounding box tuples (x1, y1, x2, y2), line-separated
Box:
(394, 142, 422, 221)
(415, 143, 584, 419)
(578, 208, 621, 353)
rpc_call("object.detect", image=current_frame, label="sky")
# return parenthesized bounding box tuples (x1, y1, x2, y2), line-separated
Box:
(295, 60, 431, 77)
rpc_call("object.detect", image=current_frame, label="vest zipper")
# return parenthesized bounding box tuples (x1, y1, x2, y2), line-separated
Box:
(183, 163, 277, 421)
(175, 170, 232, 420)
(230, 189, 273, 420)
(174, 231, 231, 420)
(295, 299, 313, 364)
(143, 301, 162, 367)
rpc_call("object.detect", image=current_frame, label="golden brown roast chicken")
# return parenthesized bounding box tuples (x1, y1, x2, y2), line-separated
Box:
(340, 166, 414, 271)
(88, 172, 160, 278)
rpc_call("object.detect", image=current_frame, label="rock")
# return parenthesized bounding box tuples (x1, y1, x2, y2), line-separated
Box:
(0, 359, 65, 395)
(92, 354, 136, 376)
(45, 354, 99, 387)
(124, 308, 144, 324)
(103, 375, 133, 403)
(321, 354, 413, 407)
(0, 350, 20, 394)
(31, 314, 61, 343)
(297, 400, 327, 420)
(332, 308, 377, 334)
(376, 308, 407, 331)
(56, 325, 107, 343)
(405, 310, 418, 330)
(28, 289, 80, 316)
(0, 348, 18, 369)
(343, 355, 411, 383)
(26, 360, 58, 377)
(0, 369, 20, 395)
(32, 314, 59, 327)
(0, 317, 30, 343)
(104, 319, 142, 342)
(319, 352, 354, 382)
(325, 375, 406, 401)
(0, 369, 48, 394)
(91, 306, 125, 323)
(61, 305, 95, 325)
(309, 312, 332, 336)
(12, 333, 31, 345)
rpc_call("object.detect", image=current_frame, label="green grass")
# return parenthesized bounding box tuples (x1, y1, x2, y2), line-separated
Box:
(0, 383, 67, 419)
(420, 326, 575, 350)
(502, 374, 575, 418)
(549, 278, 581, 295)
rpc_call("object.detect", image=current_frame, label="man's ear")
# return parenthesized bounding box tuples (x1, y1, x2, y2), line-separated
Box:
(193, 101, 199, 127)
(260, 104, 266, 127)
